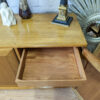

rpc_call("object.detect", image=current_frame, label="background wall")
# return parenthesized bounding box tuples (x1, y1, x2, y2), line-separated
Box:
(7, 0, 71, 14)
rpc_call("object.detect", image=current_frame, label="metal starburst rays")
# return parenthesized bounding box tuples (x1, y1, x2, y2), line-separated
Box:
(69, 0, 100, 52)
(70, 0, 100, 27)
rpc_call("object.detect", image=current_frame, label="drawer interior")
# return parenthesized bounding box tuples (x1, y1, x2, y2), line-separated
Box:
(16, 47, 86, 87)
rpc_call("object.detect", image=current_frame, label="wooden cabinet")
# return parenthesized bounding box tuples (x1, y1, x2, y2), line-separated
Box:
(16, 48, 86, 88)
(0, 48, 19, 86)
(0, 14, 87, 88)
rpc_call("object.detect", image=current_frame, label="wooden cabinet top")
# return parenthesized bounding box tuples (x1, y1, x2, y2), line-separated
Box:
(0, 13, 87, 48)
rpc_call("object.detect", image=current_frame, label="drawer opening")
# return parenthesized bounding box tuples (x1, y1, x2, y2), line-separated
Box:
(16, 47, 86, 88)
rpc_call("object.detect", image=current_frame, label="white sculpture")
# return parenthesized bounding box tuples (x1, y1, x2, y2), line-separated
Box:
(0, 2, 16, 26)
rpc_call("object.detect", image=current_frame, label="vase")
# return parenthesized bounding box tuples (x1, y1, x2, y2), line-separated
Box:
(19, 0, 32, 19)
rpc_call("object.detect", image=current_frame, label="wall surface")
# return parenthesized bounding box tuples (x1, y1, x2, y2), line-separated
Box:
(7, 0, 71, 14)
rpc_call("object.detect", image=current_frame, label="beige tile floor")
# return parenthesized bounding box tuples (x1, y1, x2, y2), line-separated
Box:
(0, 88, 83, 100)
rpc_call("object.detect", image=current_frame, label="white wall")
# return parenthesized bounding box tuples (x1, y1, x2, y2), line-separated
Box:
(7, 0, 71, 14)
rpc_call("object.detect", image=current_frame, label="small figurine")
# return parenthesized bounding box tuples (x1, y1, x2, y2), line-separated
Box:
(19, 0, 32, 19)
(0, 2, 16, 27)
(57, 0, 68, 21)
(52, 0, 73, 26)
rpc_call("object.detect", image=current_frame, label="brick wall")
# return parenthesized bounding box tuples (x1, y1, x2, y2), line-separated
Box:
(7, 0, 71, 14)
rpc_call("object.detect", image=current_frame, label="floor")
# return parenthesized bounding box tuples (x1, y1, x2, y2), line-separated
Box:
(0, 88, 83, 100)
(77, 63, 100, 100)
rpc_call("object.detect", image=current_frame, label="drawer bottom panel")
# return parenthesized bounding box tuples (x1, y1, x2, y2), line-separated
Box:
(16, 47, 86, 88)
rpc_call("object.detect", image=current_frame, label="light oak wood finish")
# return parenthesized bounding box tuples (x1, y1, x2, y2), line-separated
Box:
(82, 48, 100, 72)
(0, 48, 19, 86)
(77, 63, 100, 100)
(94, 44, 100, 59)
(16, 48, 86, 88)
(14, 48, 21, 61)
(0, 14, 87, 48)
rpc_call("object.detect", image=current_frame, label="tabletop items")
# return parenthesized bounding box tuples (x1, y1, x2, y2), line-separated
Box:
(0, 0, 73, 28)
(57, 0, 68, 21)
(0, 2, 16, 26)
(0, 0, 32, 26)
(52, 0, 73, 26)
(19, 0, 32, 19)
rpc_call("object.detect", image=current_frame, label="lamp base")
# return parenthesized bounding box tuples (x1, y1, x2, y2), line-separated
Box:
(52, 15, 73, 26)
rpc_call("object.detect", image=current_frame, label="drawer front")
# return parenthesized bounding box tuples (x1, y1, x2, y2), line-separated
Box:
(0, 48, 19, 86)
(16, 47, 86, 88)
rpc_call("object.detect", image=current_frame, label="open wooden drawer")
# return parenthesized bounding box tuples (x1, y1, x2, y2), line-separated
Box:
(16, 47, 86, 88)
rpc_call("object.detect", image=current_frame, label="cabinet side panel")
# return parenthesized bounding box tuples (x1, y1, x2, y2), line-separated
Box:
(0, 49, 18, 86)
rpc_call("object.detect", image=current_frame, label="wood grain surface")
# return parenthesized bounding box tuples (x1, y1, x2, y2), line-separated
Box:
(94, 44, 100, 59)
(77, 63, 100, 100)
(23, 48, 80, 80)
(82, 48, 100, 72)
(16, 48, 86, 88)
(0, 48, 19, 86)
(14, 49, 21, 61)
(0, 48, 12, 56)
(0, 14, 87, 48)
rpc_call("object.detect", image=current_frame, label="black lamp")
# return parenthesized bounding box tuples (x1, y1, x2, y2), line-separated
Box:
(52, 0, 73, 26)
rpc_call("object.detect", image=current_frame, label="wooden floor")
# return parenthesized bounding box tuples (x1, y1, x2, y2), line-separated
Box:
(77, 63, 100, 100)
(0, 88, 83, 100)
